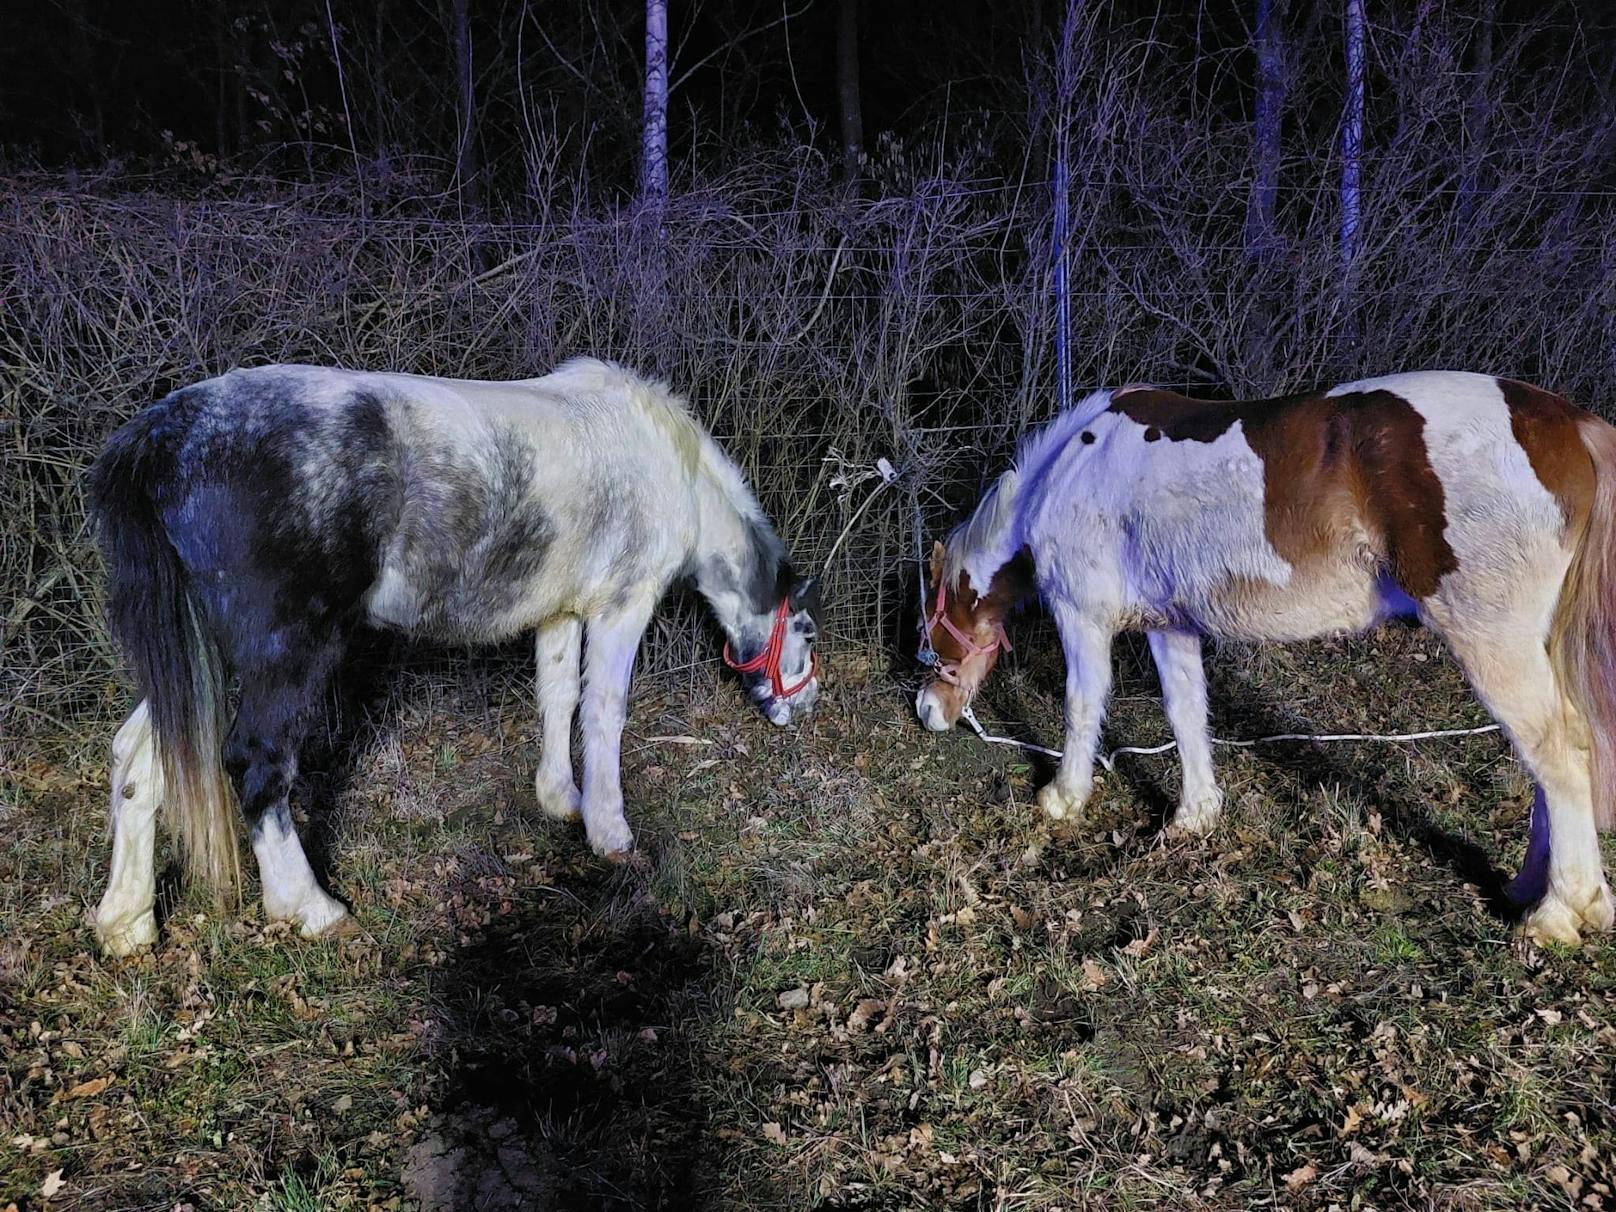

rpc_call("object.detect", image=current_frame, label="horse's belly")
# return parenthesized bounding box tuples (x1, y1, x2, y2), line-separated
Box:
(1191, 560, 1395, 641)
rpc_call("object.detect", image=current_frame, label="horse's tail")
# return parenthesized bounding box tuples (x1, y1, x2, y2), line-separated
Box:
(1549, 414, 1616, 831)
(90, 408, 240, 902)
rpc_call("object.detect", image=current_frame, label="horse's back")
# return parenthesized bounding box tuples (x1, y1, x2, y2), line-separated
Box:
(1023, 371, 1597, 639)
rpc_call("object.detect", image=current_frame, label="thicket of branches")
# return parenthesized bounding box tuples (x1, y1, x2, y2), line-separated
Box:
(4, 3, 1616, 744)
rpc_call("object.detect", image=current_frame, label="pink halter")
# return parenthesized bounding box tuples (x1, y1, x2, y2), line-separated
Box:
(924, 579, 1011, 684)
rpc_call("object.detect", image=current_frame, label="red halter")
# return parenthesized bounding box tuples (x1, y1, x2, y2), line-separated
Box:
(723, 599, 819, 699)
(924, 579, 1010, 685)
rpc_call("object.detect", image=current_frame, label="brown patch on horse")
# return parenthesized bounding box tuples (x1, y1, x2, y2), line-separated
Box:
(926, 542, 1032, 663)
(1110, 386, 1459, 598)
(1500, 378, 1595, 534)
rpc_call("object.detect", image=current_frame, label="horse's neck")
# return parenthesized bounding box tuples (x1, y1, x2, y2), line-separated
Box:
(691, 476, 781, 643)
(950, 469, 1024, 596)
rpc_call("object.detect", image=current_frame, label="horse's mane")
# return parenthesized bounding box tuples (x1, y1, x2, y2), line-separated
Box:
(547, 356, 771, 525)
(943, 388, 1114, 587)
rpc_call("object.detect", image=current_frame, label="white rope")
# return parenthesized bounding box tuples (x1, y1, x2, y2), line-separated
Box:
(957, 704, 1500, 772)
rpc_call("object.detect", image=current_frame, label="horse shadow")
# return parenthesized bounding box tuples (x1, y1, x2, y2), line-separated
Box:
(404, 860, 714, 1211)
(287, 632, 718, 1209)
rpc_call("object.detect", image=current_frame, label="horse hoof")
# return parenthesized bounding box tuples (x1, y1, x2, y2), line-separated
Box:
(1576, 883, 1616, 933)
(1523, 896, 1584, 947)
(1037, 782, 1087, 822)
(308, 910, 360, 941)
(536, 777, 582, 822)
(1166, 791, 1223, 838)
(93, 908, 158, 957)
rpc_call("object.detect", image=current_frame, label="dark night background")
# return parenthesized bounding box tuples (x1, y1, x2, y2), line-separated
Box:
(6, 1, 1615, 203)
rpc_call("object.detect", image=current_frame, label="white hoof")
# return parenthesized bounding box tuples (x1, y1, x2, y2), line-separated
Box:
(94, 907, 158, 957)
(1577, 882, 1616, 933)
(1523, 895, 1585, 947)
(536, 773, 582, 822)
(1167, 788, 1223, 838)
(585, 812, 635, 859)
(267, 887, 351, 939)
(1037, 781, 1089, 823)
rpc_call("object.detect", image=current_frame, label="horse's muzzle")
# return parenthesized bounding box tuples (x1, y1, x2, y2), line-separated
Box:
(915, 685, 952, 732)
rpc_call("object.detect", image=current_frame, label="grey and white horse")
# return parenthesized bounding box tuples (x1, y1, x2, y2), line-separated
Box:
(89, 358, 820, 956)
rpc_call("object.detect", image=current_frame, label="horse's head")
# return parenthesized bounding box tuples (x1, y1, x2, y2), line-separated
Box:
(726, 573, 822, 726)
(915, 540, 1016, 731)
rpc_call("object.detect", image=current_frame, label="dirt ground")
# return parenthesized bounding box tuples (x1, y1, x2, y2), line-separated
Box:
(3, 624, 1615, 1210)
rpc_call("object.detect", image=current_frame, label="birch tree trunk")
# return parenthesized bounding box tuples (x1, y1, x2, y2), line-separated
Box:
(642, 0, 669, 205)
(1246, 0, 1286, 261)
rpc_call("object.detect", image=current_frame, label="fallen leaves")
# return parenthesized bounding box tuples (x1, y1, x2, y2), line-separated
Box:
(63, 1074, 113, 1101)
(1282, 1161, 1317, 1192)
(40, 1169, 65, 1199)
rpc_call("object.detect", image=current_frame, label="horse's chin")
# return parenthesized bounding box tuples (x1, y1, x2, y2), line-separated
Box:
(760, 682, 818, 726)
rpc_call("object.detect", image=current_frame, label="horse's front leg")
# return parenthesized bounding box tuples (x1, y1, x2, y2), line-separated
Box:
(533, 616, 583, 822)
(1147, 629, 1223, 836)
(1038, 604, 1114, 823)
(93, 701, 163, 956)
(579, 595, 657, 858)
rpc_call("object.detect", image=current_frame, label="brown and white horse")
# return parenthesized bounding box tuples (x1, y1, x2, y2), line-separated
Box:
(916, 371, 1616, 946)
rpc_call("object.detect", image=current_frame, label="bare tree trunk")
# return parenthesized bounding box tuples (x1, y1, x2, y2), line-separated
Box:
(1340, 0, 1366, 358)
(642, 0, 669, 205)
(1244, 0, 1287, 384)
(836, 0, 864, 179)
(1340, 0, 1365, 274)
(1246, 0, 1286, 260)
(1459, 0, 1496, 231)
(449, 0, 481, 209)
(1052, 0, 1081, 415)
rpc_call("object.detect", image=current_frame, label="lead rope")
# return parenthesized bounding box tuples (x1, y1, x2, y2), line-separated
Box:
(958, 704, 1499, 772)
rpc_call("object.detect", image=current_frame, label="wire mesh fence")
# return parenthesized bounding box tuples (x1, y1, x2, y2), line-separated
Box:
(5, 153, 1616, 747)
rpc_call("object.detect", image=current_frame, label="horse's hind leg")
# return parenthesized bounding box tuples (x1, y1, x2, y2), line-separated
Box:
(224, 630, 351, 938)
(534, 615, 583, 822)
(1438, 624, 1613, 944)
(1038, 603, 1115, 823)
(579, 593, 658, 858)
(1147, 629, 1223, 836)
(93, 701, 164, 956)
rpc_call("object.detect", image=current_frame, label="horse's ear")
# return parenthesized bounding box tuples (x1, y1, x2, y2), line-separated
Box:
(790, 575, 820, 616)
(929, 540, 945, 585)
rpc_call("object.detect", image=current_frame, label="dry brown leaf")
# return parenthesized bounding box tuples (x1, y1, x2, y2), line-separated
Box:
(65, 1074, 113, 1100)
(1340, 1104, 1364, 1137)
(762, 1121, 788, 1146)
(847, 998, 886, 1033)
(1082, 959, 1107, 990)
(40, 1169, 65, 1199)
(1121, 927, 1160, 958)
(1282, 1161, 1317, 1191)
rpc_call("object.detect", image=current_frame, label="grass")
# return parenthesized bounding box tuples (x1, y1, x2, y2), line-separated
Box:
(3, 625, 1616, 1209)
